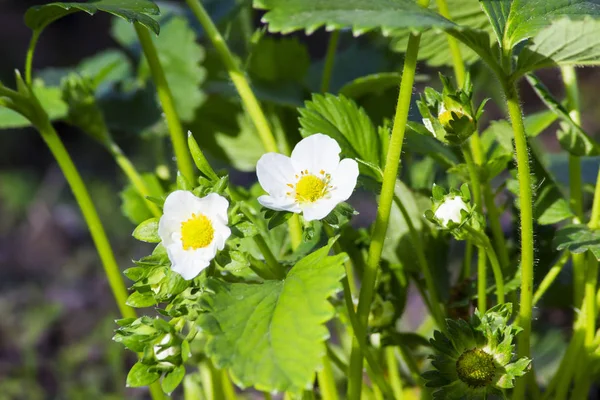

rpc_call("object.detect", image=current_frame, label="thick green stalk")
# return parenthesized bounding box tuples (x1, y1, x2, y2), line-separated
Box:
(347, 22, 426, 399)
(317, 356, 339, 400)
(25, 30, 41, 85)
(134, 24, 195, 184)
(37, 120, 135, 319)
(504, 82, 535, 400)
(185, 0, 278, 153)
(221, 370, 237, 400)
(108, 142, 162, 218)
(435, 0, 466, 86)
(288, 214, 303, 250)
(320, 31, 340, 93)
(385, 347, 403, 399)
(393, 195, 444, 326)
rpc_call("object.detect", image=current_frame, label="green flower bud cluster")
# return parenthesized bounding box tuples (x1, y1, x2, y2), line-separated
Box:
(417, 73, 487, 146)
(423, 304, 530, 399)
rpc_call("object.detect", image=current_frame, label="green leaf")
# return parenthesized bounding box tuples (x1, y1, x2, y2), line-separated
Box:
(479, 0, 512, 44)
(248, 36, 310, 83)
(526, 74, 600, 156)
(0, 82, 67, 129)
(198, 242, 347, 393)
(126, 362, 160, 387)
(133, 217, 161, 243)
(516, 17, 600, 76)
(299, 94, 380, 177)
(120, 173, 164, 225)
(554, 224, 600, 260)
(503, 0, 600, 49)
(254, 0, 455, 35)
(25, 0, 160, 34)
(126, 290, 157, 308)
(161, 365, 185, 394)
(113, 16, 206, 122)
(391, 1, 495, 67)
(339, 72, 402, 99)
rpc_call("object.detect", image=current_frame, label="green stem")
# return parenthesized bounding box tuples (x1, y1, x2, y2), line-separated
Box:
(317, 356, 339, 400)
(134, 24, 195, 184)
(477, 250, 487, 310)
(252, 234, 285, 279)
(348, 23, 426, 399)
(107, 142, 162, 218)
(463, 240, 473, 278)
(185, 0, 278, 154)
(385, 347, 403, 400)
(37, 120, 135, 319)
(504, 82, 535, 400)
(320, 31, 340, 93)
(434, 0, 466, 86)
(25, 30, 41, 85)
(288, 214, 303, 251)
(221, 369, 237, 400)
(464, 225, 505, 305)
(393, 195, 444, 326)
(532, 252, 568, 306)
(590, 170, 600, 229)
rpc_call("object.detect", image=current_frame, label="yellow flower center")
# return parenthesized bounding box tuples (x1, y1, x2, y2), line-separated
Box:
(456, 348, 496, 388)
(180, 213, 214, 250)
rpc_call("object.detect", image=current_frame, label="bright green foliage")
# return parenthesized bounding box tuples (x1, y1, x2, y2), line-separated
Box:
(554, 224, 600, 260)
(0, 82, 67, 129)
(526, 74, 600, 156)
(254, 0, 454, 35)
(479, 0, 512, 44)
(299, 94, 381, 177)
(198, 241, 347, 393)
(516, 17, 600, 75)
(25, 0, 160, 34)
(133, 217, 160, 243)
(423, 304, 530, 399)
(112, 16, 206, 122)
(392, 1, 494, 66)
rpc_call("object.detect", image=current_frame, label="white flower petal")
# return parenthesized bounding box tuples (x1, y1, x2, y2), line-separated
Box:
(167, 246, 211, 280)
(198, 193, 230, 222)
(257, 153, 296, 196)
(291, 134, 341, 174)
(330, 158, 359, 202)
(258, 195, 302, 213)
(301, 198, 339, 222)
(161, 190, 202, 222)
(434, 196, 468, 227)
(213, 223, 232, 250)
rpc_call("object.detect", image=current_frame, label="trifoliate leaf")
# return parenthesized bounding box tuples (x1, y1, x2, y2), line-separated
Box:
(25, 0, 160, 34)
(554, 224, 600, 260)
(299, 94, 380, 178)
(198, 242, 347, 393)
(516, 18, 600, 75)
(112, 16, 206, 122)
(0, 82, 67, 129)
(254, 0, 455, 35)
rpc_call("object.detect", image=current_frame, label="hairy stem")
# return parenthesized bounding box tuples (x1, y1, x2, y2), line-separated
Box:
(347, 19, 426, 398)
(504, 82, 535, 400)
(134, 24, 195, 184)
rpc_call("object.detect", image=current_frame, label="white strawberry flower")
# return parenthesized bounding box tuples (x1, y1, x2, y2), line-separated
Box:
(256, 134, 359, 222)
(434, 196, 468, 227)
(158, 190, 231, 280)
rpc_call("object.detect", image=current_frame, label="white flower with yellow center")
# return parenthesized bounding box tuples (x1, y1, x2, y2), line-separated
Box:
(158, 191, 231, 280)
(434, 196, 468, 227)
(256, 134, 359, 222)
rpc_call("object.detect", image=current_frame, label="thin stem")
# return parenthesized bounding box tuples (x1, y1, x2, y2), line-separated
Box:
(504, 81, 535, 400)
(37, 120, 135, 319)
(288, 214, 303, 251)
(532, 252, 568, 306)
(463, 240, 473, 278)
(25, 30, 41, 85)
(393, 194, 444, 326)
(348, 23, 426, 399)
(108, 142, 162, 218)
(317, 356, 339, 400)
(185, 0, 278, 154)
(590, 170, 600, 229)
(464, 225, 505, 305)
(385, 347, 403, 399)
(320, 31, 340, 93)
(435, 0, 466, 86)
(221, 370, 237, 400)
(134, 24, 195, 184)
(477, 250, 487, 310)
(252, 235, 285, 279)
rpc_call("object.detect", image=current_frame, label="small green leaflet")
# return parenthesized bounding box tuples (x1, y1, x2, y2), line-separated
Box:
(25, 0, 160, 34)
(198, 242, 347, 393)
(526, 74, 600, 157)
(254, 0, 454, 35)
(299, 94, 381, 178)
(554, 224, 600, 260)
(516, 18, 600, 76)
(478, 0, 512, 44)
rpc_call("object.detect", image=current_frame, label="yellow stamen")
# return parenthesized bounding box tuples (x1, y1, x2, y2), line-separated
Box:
(295, 174, 327, 203)
(181, 213, 214, 250)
